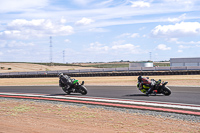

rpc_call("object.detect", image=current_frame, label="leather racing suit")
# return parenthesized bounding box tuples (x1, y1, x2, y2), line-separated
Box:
(138, 76, 154, 96)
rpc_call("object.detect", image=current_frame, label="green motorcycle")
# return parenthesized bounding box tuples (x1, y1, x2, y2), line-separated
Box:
(62, 79, 87, 95)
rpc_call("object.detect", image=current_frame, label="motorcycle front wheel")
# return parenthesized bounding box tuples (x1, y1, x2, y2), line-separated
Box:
(162, 86, 171, 96)
(79, 86, 87, 95)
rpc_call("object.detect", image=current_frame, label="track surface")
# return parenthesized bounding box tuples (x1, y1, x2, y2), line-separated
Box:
(0, 86, 200, 105)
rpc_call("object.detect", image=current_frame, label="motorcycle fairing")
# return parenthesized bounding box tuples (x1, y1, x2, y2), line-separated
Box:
(140, 88, 147, 93)
(73, 80, 79, 84)
(142, 85, 150, 89)
(137, 83, 149, 93)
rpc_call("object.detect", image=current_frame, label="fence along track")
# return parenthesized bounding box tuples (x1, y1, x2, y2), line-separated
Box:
(0, 70, 200, 78)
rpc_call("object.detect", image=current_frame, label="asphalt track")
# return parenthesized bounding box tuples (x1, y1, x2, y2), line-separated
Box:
(0, 85, 200, 105)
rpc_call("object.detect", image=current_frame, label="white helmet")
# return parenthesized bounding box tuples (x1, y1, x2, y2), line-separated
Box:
(58, 72, 63, 77)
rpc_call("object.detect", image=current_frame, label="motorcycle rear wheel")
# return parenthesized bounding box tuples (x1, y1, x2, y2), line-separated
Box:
(162, 86, 171, 96)
(79, 86, 87, 95)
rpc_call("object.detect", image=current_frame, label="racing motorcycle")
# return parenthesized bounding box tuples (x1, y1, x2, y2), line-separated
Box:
(137, 78, 171, 96)
(61, 79, 88, 95)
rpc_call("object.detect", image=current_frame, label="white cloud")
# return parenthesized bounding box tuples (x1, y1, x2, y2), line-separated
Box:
(112, 43, 140, 54)
(151, 22, 200, 38)
(73, 0, 128, 8)
(179, 45, 192, 49)
(168, 38, 200, 44)
(87, 42, 109, 53)
(0, 40, 35, 48)
(167, 13, 186, 23)
(0, 52, 3, 55)
(75, 18, 94, 26)
(163, 0, 194, 5)
(6, 49, 24, 53)
(65, 39, 71, 43)
(95, 0, 114, 7)
(0, 30, 23, 39)
(88, 28, 109, 32)
(156, 44, 171, 50)
(0, 40, 6, 47)
(112, 40, 126, 46)
(73, 0, 94, 6)
(0, 0, 49, 13)
(7, 41, 34, 47)
(86, 42, 142, 55)
(130, 33, 140, 38)
(117, 33, 139, 38)
(112, 43, 133, 49)
(142, 34, 147, 38)
(117, 33, 131, 38)
(60, 17, 67, 24)
(139, 27, 146, 30)
(178, 44, 200, 50)
(178, 50, 183, 52)
(176, 40, 200, 44)
(0, 19, 74, 39)
(130, 1, 150, 8)
(167, 38, 178, 42)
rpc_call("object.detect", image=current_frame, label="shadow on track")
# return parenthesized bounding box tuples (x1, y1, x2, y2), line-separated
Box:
(123, 94, 164, 97)
(47, 93, 83, 96)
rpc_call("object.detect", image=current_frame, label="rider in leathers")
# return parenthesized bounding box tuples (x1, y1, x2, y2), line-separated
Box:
(58, 72, 73, 91)
(138, 76, 155, 96)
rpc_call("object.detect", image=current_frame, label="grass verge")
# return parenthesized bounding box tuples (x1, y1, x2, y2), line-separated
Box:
(0, 75, 200, 86)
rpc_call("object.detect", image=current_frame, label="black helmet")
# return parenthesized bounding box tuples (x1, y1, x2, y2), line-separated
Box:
(138, 76, 143, 82)
(58, 72, 63, 77)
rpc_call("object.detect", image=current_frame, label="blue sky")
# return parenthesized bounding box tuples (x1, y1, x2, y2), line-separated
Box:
(0, 0, 200, 63)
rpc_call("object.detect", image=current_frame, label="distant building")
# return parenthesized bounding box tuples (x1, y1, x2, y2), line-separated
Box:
(170, 57, 200, 66)
(129, 62, 153, 67)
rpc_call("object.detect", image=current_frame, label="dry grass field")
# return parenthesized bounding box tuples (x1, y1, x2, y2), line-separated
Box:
(0, 63, 95, 73)
(0, 75, 200, 86)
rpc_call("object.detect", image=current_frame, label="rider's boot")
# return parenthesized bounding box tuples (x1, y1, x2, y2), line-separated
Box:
(146, 88, 152, 96)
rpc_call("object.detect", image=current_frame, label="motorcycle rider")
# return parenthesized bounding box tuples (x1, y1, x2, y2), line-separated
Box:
(137, 75, 155, 96)
(58, 72, 73, 91)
